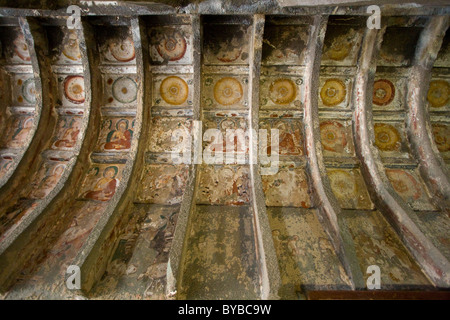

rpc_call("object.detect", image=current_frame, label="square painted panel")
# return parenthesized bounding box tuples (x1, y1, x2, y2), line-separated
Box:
(95, 117, 135, 152)
(79, 164, 125, 202)
(203, 24, 251, 65)
(51, 116, 83, 150)
(377, 27, 421, 67)
(98, 28, 136, 65)
(320, 119, 354, 157)
(3, 29, 32, 65)
(56, 74, 86, 107)
(103, 74, 139, 107)
(1, 115, 34, 149)
(27, 160, 67, 199)
(262, 24, 309, 66)
(259, 75, 303, 110)
(148, 25, 193, 65)
(153, 74, 193, 108)
(202, 74, 249, 110)
(373, 121, 410, 159)
(322, 25, 364, 66)
(386, 168, 436, 211)
(48, 27, 82, 65)
(431, 122, 450, 159)
(203, 116, 248, 158)
(197, 165, 250, 205)
(148, 116, 192, 153)
(11, 74, 36, 106)
(259, 119, 304, 156)
(318, 77, 352, 110)
(136, 164, 189, 205)
(327, 168, 374, 210)
(427, 78, 449, 113)
(262, 166, 311, 207)
(372, 76, 406, 111)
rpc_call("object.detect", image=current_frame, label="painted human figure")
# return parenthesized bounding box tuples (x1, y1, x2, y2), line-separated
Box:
(8, 117, 33, 148)
(53, 119, 80, 149)
(84, 166, 119, 202)
(104, 119, 133, 150)
(30, 163, 65, 199)
(0, 158, 13, 179)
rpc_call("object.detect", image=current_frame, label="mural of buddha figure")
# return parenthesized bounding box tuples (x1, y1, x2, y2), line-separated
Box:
(84, 166, 119, 202)
(53, 119, 81, 149)
(104, 119, 133, 150)
(8, 117, 33, 148)
(30, 163, 66, 199)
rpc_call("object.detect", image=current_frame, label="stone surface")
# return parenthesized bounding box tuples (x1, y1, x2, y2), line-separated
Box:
(0, 3, 448, 300)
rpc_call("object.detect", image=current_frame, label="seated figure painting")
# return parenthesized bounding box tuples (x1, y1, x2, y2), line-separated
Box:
(4, 117, 33, 149)
(52, 117, 81, 150)
(102, 118, 133, 151)
(82, 165, 120, 202)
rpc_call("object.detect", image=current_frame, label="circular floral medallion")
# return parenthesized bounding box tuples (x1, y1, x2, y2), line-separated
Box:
(320, 121, 347, 153)
(109, 37, 135, 62)
(373, 79, 395, 106)
(156, 31, 187, 61)
(112, 77, 138, 104)
(64, 76, 85, 104)
(160, 76, 189, 105)
(374, 123, 401, 151)
(386, 169, 422, 200)
(427, 80, 449, 108)
(13, 35, 30, 62)
(22, 78, 36, 104)
(432, 123, 450, 152)
(328, 170, 357, 200)
(269, 78, 296, 105)
(320, 79, 346, 106)
(213, 77, 243, 106)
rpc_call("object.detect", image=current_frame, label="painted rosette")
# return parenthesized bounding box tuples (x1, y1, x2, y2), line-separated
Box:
(328, 170, 356, 199)
(432, 124, 450, 152)
(109, 38, 135, 62)
(156, 32, 187, 61)
(64, 76, 85, 104)
(386, 169, 422, 201)
(427, 80, 449, 108)
(373, 79, 395, 106)
(327, 38, 351, 61)
(320, 121, 347, 153)
(217, 48, 242, 63)
(13, 35, 31, 62)
(22, 78, 36, 104)
(112, 77, 138, 104)
(62, 32, 81, 61)
(269, 78, 296, 105)
(213, 77, 243, 106)
(374, 123, 401, 151)
(320, 79, 346, 106)
(160, 76, 188, 105)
